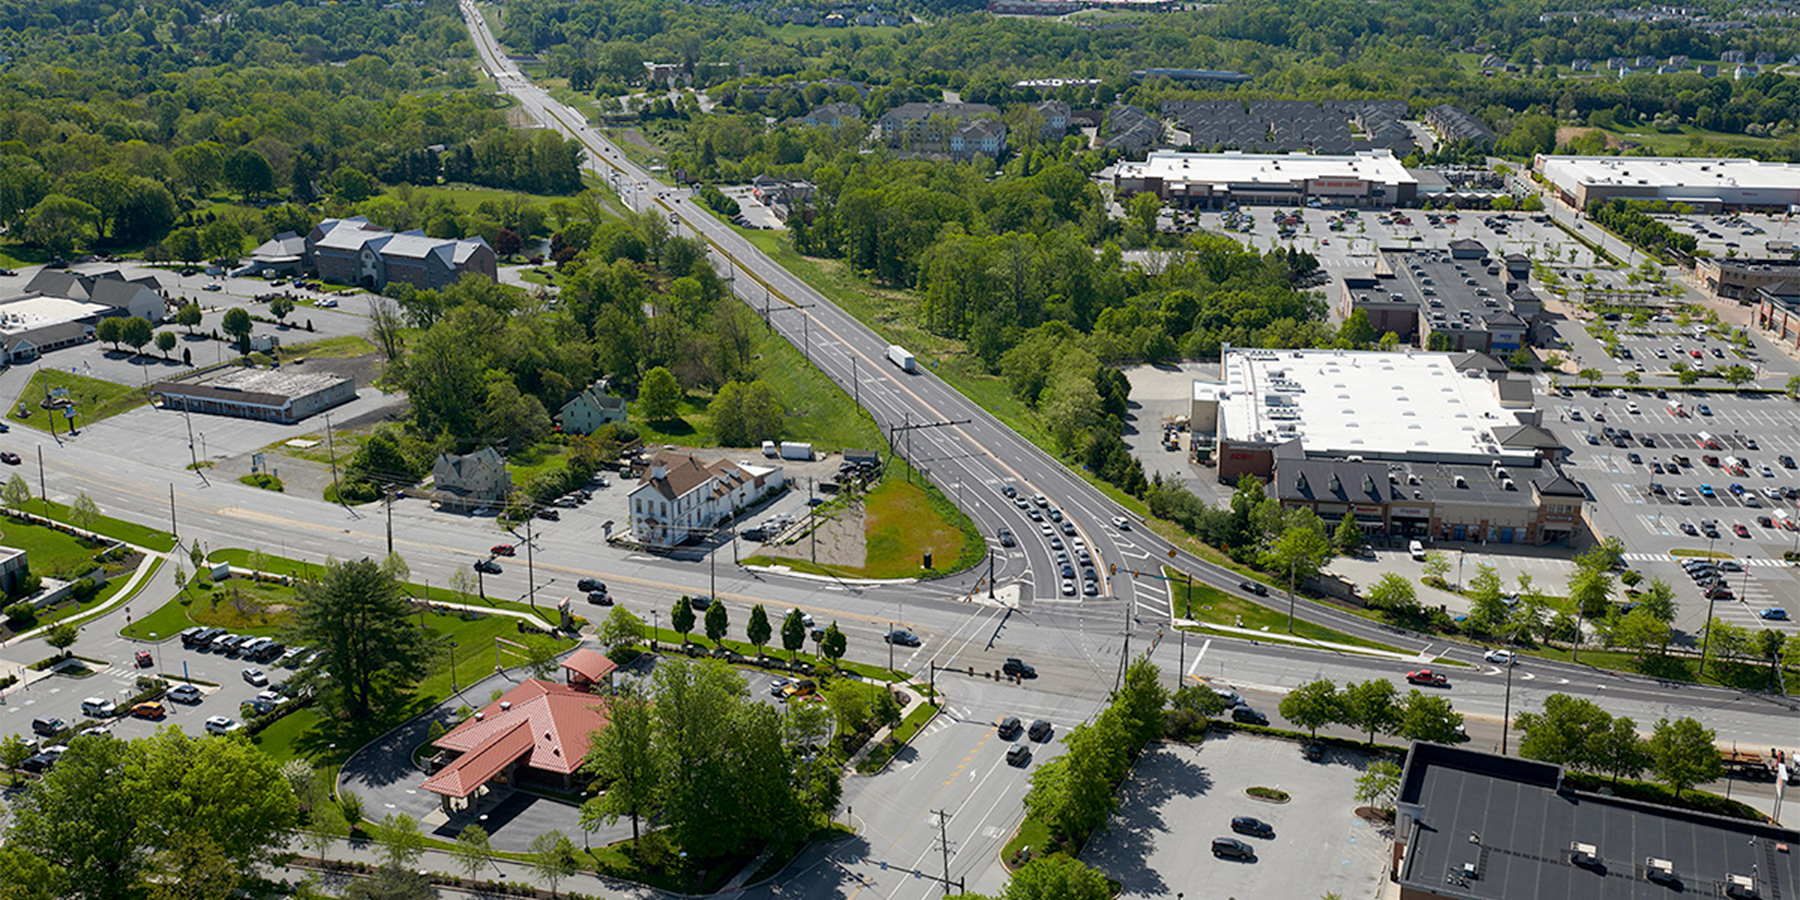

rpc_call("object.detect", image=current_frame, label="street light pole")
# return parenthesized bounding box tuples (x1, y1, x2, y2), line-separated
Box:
(1501, 658, 1514, 755)
(1699, 532, 1719, 675)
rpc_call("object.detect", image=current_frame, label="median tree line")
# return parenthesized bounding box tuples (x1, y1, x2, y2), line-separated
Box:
(1277, 678, 1465, 745)
(1022, 658, 1167, 852)
(1515, 694, 1725, 800)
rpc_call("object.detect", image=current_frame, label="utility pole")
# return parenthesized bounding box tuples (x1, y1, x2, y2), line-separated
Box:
(324, 412, 343, 509)
(1501, 657, 1514, 755)
(169, 484, 176, 537)
(809, 477, 816, 564)
(384, 491, 395, 557)
(888, 621, 895, 673)
(987, 549, 995, 599)
(36, 444, 45, 506)
(526, 512, 537, 611)
(933, 810, 956, 897)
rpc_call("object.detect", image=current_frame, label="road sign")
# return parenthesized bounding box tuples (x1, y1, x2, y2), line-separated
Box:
(63, 406, 75, 420)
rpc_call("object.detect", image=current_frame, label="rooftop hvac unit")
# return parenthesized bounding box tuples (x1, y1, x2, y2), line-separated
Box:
(1569, 842, 1599, 868)
(1727, 873, 1759, 899)
(1645, 858, 1676, 884)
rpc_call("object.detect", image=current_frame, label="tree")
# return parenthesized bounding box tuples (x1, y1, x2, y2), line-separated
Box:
(0, 734, 32, 786)
(528, 830, 579, 897)
(281, 558, 439, 718)
(781, 607, 806, 660)
(118, 317, 153, 357)
(1261, 523, 1334, 631)
(154, 331, 176, 359)
(3, 474, 31, 511)
(1365, 573, 1419, 617)
(639, 366, 681, 421)
(1514, 693, 1615, 772)
(597, 606, 645, 653)
(1646, 717, 1723, 798)
(999, 856, 1112, 900)
(1355, 760, 1402, 815)
(1610, 607, 1671, 661)
(343, 865, 436, 900)
(1397, 690, 1464, 744)
(44, 622, 78, 659)
(69, 492, 99, 530)
(143, 834, 240, 900)
(96, 316, 123, 350)
(1723, 365, 1755, 387)
(670, 597, 696, 644)
(1279, 679, 1339, 737)
(175, 302, 203, 334)
(581, 683, 660, 848)
(1116, 658, 1167, 750)
(703, 597, 729, 647)
(1421, 551, 1451, 584)
(220, 307, 252, 350)
(1332, 512, 1361, 556)
(23, 195, 98, 257)
(820, 621, 847, 667)
(368, 295, 406, 362)
(372, 813, 426, 869)
(1593, 716, 1649, 783)
(1758, 629, 1788, 691)
(222, 147, 274, 198)
(1339, 679, 1399, 743)
(1466, 564, 1508, 635)
(746, 604, 772, 656)
(452, 824, 493, 882)
(1577, 367, 1602, 386)
(269, 296, 295, 324)
(331, 166, 376, 204)
(1787, 373, 1800, 400)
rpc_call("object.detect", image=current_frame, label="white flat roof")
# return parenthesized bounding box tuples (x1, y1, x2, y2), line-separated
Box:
(1208, 349, 1521, 458)
(1538, 155, 1800, 192)
(1118, 149, 1416, 188)
(0, 295, 110, 335)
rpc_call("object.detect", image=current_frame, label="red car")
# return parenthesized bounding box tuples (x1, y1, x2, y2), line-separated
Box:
(490, 544, 516, 557)
(1734, 524, 1751, 538)
(134, 650, 153, 667)
(1406, 670, 1449, 687)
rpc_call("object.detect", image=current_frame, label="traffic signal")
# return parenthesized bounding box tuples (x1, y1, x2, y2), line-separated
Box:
(1109, 563, 1116, 575)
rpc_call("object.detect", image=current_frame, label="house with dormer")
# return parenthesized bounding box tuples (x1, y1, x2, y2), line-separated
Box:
(627, 452, 785, 549)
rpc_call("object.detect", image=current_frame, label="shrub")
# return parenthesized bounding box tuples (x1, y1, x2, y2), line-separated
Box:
(70, 577, 100, 600)
(3, 601, 34, 623)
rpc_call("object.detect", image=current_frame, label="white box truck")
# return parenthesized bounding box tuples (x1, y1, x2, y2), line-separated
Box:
(779, 441, 814, 461)
(887, 345, 916, 373)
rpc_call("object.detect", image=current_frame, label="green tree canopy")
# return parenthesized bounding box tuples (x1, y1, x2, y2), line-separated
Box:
(281, 558, 440, 718)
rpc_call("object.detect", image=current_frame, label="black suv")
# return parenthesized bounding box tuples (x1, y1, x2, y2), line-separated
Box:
(1002, 658, 1036, 678)
(997, 716, 1023, 739)
(1211, 837, 1256, 860)
(1028, 719, 1053, 742)
(1231, 816, 1274, 838)
(1231, 706, 1269, 726)
(474, 559, 502, 575)
(578, 578, 606, 594)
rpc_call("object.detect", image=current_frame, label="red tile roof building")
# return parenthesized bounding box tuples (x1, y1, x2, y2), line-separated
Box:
(419, 678, 609, 813)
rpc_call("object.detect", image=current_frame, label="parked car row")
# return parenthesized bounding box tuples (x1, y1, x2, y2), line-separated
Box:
(178, 626, 295, 664)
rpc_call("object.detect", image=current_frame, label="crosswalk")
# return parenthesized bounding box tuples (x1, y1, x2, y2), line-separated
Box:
(1621, 552, 1790, 568)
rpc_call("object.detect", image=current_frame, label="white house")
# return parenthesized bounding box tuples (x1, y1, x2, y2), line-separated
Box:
(557, 380, 626, 435)
(431, 447, 511, 511)
(628, 452, 785, 549)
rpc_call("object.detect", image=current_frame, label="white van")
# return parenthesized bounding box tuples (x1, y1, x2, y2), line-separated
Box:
(1409, 539, 1426, 560)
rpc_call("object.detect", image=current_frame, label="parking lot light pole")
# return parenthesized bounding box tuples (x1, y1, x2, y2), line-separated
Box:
(1699, 533, 1720, 675)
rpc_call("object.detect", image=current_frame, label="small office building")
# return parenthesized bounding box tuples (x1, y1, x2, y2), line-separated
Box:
(151, 368, 356, 424)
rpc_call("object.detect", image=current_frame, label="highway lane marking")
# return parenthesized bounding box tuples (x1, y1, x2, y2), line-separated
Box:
(1189, 638, 1211, 675)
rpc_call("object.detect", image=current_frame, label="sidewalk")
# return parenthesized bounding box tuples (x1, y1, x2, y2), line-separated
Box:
(272, 833, 669, 900)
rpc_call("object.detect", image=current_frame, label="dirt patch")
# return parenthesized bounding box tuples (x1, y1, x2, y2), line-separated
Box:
(615, 128, 661, 153)
(1355, 805, 1395, 825)
(1555, 125, 1626, 150)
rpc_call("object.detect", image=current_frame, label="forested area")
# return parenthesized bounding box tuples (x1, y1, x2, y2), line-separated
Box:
(0, 0, 583, 260)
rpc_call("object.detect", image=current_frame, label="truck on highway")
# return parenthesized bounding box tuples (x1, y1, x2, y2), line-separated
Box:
(887, 345, 916, 373)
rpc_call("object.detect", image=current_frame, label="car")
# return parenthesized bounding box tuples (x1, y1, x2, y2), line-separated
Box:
(1001, 486, 1017, 498)
(1569, 409, 1584, 421)
(1005, 743, 1032, 766)
(203, 716, 241, 735)
(202, 283, 222, 292)
(1301, 741, 1324, 761)
(1027, 508, 1043, 521)
(1060, 563, 1075, 579)
(1762, 608, 1790, 621)
(1239, 581, 1268, 597)
(780, 679, 817, 700)
(1112, 516, 1130, 530)
(1628, 452, 1641, 464)
(1060, 521, 1076, 535)
(997, 716, 1023, 739)
(1032, 493, 1048, 507)
(1760, 516, 1776, 528)
(1013, 497, 1029, 510)
(135, 649, 153, 667)
(577, 577, 606, 594)
(1763, 465, 1777, 478)
(536, 508, 560, 521)
(1782, 455, 1796, 469)
(1707, 586, 1735, 600)
(473, 559, 502, 575)
(1483, 649, 1516, 665)
(1028, 719, 1053, 742)
(1003, 658, 1037, 678)
(1048, 508, 1063, 523)
(131, 701, 166, 719)
(1039, 523, 1054, 536)
(1627, 402, 1640, 414)
(1049, 535, 1064, 550)
(1675, 489, 1691, 505)
(998, 528, 1016, 547)
(168, 684, 203, 704)
(1698, 404, 1713, 416)
(1230, 705, 1268, 726)
(242, 668, 268, 687)
(1735, 524, 1751, 538)
(1061, 579, 1075, 596)
(587, 590, 612, 605)
(1747, 438, 1761, 451)
(1407, 669, 1449, 686)
(1211, 837, 1256, 860)
(490, 544, 515, 556)
(1231, 816, 1275, 838)
(0, 452, 19, 466)
(884, 629, 921, 647)
(19, 753, 59, 774)
(1083, 580, 1099, 596)
(768, 677, 792, 697)
(788, 608, 814, 627)
(688, 595, 711, 610)
(317, 297, 338, 308)
(1700, 484, 1716, 497)
(81, 697, 116, 717)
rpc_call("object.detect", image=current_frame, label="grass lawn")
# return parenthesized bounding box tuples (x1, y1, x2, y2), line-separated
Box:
(744, 462, 982, 579)
(1167, 567, 1403, 654)
(505, 440, 572, 486)
(17, 499, 177, 552)
(206, 548, 556, 627)
(856, 699, 940, 773)
(121, 589, 203, 640)
(6, 369, 149, 431)
(631, 323, 886, 453)
(278, 335, 374, 360)
(1001, 815, 1058, 868)
(252, 608, 575, 766)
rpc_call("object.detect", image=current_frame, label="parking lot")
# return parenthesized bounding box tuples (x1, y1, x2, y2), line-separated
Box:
(1081, 732, 1390, 900)
(1650, 209, 1800, 259)
(0, 623, 305, 759)
(1543, 384, 1800, 633)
